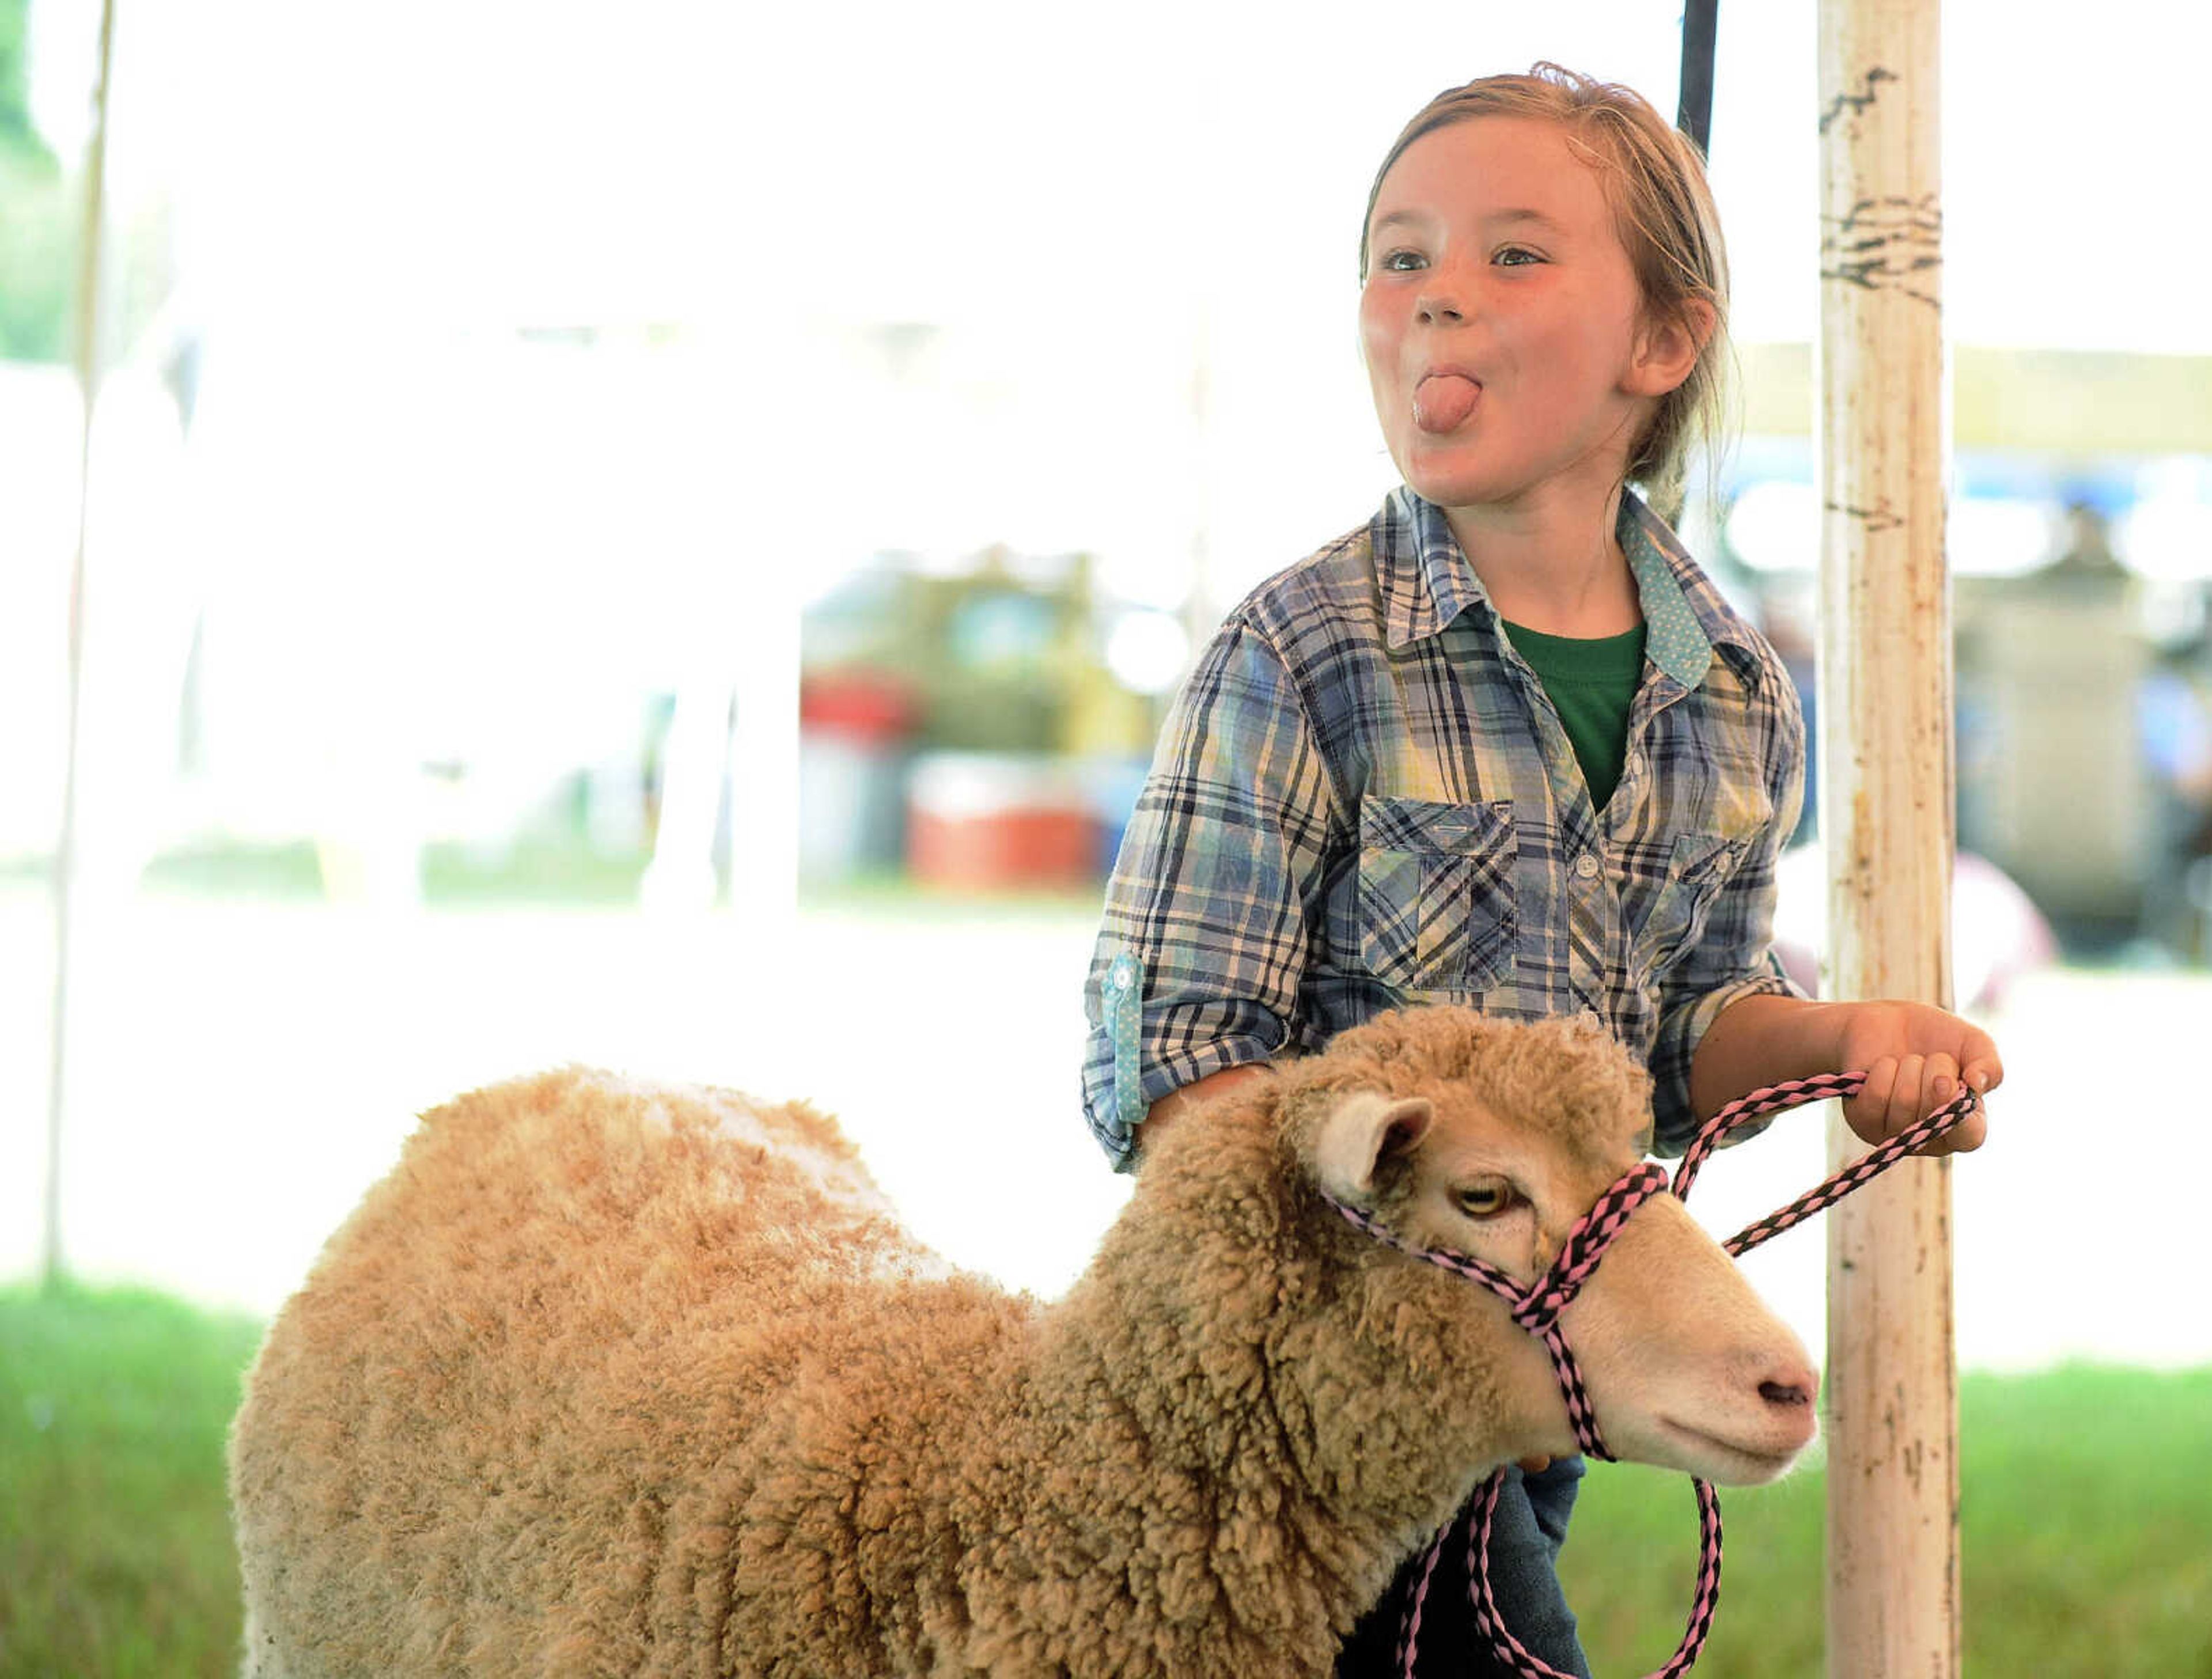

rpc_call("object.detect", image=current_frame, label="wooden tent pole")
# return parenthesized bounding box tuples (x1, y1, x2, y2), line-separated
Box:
(1816, 0, 1960, 1673)
(43, 0, 120, 1291)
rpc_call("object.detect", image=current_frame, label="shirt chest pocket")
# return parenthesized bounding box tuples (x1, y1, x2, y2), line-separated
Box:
(1356, 797, 1517, 995)
(1636, 831, 1748, 976)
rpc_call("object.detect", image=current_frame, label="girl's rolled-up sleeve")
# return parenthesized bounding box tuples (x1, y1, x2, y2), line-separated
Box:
(1080, 619, 1336, 1170)
(1646, 674, 1809, 1155)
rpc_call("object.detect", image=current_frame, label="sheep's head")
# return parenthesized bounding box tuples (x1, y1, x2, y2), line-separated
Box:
(1275, 1007, 1817, 1502)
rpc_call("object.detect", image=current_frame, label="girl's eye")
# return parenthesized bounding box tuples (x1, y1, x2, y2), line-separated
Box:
(1378, 249, 1427, 273)
(1453, 1180, 1520, 1219)
(1494, 246, 1543, 267)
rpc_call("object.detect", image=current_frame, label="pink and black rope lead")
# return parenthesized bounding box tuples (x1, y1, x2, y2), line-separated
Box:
(1323, 1070, 1981, 1679)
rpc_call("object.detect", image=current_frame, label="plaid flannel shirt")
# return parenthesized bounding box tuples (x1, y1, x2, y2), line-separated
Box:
(1081, 485, 1805, 1171)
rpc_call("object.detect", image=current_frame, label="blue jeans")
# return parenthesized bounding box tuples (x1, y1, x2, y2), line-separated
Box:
(1335, 1458, 1592, 1678)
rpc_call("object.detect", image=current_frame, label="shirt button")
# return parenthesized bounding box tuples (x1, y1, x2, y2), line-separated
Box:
(1627, 751, 1646, 777)
(1581, 1007, 1604, 1028)
(1574, 852, 1601, 880)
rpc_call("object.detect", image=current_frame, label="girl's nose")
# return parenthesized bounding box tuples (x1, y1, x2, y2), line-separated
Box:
(1415, 272, 1467, 325)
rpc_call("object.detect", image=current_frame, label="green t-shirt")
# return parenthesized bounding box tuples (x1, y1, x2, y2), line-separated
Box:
(1502, 619, 1647, 810)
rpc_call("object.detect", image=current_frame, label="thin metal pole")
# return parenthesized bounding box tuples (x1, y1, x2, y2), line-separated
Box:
(1677, 0, 1719, 156)
(1816, 1, 1959, 1673)
(43, 0, 120, 1294)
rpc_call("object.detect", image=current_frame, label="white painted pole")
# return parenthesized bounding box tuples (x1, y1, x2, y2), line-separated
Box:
(1816, 1, 1960, 1673)
(41, 0, 119, 1294)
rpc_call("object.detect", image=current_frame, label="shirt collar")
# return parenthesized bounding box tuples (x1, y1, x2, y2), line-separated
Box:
(1378, 485, 1749, 691)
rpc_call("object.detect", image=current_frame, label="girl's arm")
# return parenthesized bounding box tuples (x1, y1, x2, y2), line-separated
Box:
(1688, 990, 2001, 1155)
(1134, 1062, 1273, 1162)
(1080, 619, 1335, 1170)
(1650, 658, 1998, 1158)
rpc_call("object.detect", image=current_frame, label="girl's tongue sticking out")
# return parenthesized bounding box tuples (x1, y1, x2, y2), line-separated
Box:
(1414, 373, 1480, 434)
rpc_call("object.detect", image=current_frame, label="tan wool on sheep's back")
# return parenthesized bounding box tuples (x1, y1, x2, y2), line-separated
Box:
(228, 1071, 1017, 1674)
(229, 1009, 1816, 1678)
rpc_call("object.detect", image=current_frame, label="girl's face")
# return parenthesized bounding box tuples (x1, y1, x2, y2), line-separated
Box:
(1359, 115, 1683, 525)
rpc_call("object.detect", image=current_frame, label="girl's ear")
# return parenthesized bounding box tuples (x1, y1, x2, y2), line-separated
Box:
(1626, 297, 1716, 398)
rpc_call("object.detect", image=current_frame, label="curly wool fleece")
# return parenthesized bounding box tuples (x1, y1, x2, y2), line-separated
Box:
(229, 1010, 1656, 1677)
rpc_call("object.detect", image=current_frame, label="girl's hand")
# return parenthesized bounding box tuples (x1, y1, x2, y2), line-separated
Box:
(1828, 1000, 2002, 1155)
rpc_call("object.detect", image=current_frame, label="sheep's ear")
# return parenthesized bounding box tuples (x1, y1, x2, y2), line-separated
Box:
(1311, 1091, 1434, 1202)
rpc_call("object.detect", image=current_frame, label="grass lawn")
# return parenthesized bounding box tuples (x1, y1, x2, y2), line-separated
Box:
(1, 1283, 263, 1678)
(3, 1283, 2207, 1677)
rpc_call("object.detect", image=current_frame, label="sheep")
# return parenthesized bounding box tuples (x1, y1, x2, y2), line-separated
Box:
(228, 1006, 1819, 1677)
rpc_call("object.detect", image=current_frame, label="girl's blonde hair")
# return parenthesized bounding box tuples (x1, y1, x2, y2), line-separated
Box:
(1359, 63, 1733, 511)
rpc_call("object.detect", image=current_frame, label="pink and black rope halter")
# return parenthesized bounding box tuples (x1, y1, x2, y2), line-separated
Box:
(1322, 1070, 1982, 1679)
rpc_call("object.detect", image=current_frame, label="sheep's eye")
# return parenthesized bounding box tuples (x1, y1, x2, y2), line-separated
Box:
(1452, 1179, 1519, 1219)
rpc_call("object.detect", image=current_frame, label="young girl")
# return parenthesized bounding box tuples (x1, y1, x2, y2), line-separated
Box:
(1080, 64, 2001, 1677)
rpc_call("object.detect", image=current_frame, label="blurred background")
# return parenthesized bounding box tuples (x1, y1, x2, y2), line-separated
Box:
(6, 0, 2212, 1344)
(3, 1, 2209, 1671)
(5, 0, 2212, 1325)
